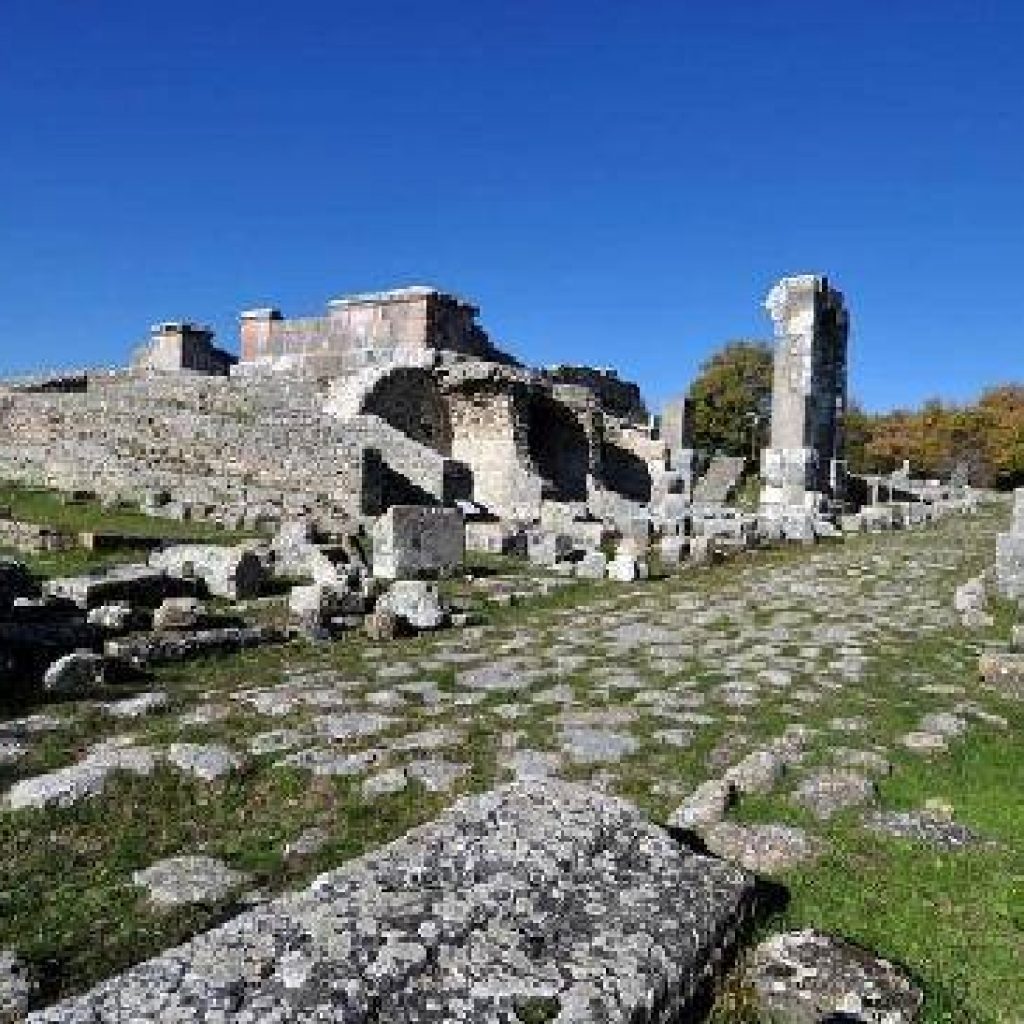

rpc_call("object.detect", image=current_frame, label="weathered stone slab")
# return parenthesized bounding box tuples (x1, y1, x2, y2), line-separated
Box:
(791, 769, 877, 820)
(863, 810, 986, 850)
(27, 781, 752, 1023)
(701, 821, 823, 874)
(132, 856, 250, 908)
(372, 505, 464, 580)
(748, 929, 923, 1023)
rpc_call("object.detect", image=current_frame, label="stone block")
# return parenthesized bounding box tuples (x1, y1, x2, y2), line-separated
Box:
(375, 580, 446, 631)
(42, 650, 105, 694)
(607, 554, 639, 582)
(149, 544, 266, 600)
(574, 550, 608, 579)
(996, 532, 1024, 600)
(372, 506, 464, 580)
(526, 530, 573, 567)
(659, 535, 687, 565)
(152, 597, 206, 633)
(44, 564, 193, 610)
(23, 780, 752, 1022)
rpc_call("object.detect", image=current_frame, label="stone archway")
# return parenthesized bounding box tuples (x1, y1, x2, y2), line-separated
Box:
(527, 393, 591, 502)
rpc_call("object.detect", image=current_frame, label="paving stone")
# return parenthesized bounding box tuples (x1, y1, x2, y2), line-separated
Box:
(900, 731, 949, 754)
(405, 758, 470, 793)
(132, 856, 250, 908)
(748, 929, 923, 1023)
(387, 726, 463, 753)
(6, 762, 113, 811)
(558, 727, 639, 764)
(166, 742, 243, 781)
(830, 747, 893, 776)
(917, 711, 969, 738)
(362, 767, 409, 799)
(283, 827, 329, 862)
(248, 729, 310, 756)
(500, 748, 563, 780)
(791, 769, 878, 820)
(275, 747, 386, 777)
(701, 821, 824, 875)
(315, 712, 397, 742)
(652, 728, 694, 748)
(863, 809, 987, 850)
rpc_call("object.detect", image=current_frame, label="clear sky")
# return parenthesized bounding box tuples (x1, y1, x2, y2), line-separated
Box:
(1, 1, 1021, 411)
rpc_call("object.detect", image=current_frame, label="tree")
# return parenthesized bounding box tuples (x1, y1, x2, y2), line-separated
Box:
(978, 385, 1024, 488)
(687, 341, 773, 458)
(843, 400, 875, 474)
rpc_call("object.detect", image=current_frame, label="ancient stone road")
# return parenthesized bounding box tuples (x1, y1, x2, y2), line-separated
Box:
(3, 510, 1013, 1018)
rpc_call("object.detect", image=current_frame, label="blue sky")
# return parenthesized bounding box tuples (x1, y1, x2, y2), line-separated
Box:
(1, 1, 1021, 411)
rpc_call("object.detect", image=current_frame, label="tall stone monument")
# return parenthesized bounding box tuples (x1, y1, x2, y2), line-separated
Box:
(760, 274, 849, 512)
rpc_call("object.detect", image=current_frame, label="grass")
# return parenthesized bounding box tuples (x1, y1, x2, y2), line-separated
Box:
(0, 481, 256, 577)
(0, 499, 1020, 1020)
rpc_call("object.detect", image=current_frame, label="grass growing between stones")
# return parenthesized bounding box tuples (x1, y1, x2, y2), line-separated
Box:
(0, 481, 254, 577)
(745, 721, 1024, 1023)
(1, 501, 1020, 1018)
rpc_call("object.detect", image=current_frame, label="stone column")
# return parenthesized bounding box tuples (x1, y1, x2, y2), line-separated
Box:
(760, 274, 849, 512)
(996, 487, 1024, 598)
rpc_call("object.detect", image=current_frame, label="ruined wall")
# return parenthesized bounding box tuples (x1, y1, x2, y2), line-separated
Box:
(546, 366, 647, 421)
(0, 375, 376, 528)
(131, 324, 236, 376)
(238, 287, 511, 376)
(359, 368, 453, 456)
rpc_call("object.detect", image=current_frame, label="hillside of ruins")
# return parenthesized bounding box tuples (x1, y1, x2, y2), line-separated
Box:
(0, 264, 1022, 1023)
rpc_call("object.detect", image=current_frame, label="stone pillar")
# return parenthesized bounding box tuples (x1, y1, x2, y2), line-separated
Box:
(996, 487, 1024, 599)
(760, 275, 849, 512)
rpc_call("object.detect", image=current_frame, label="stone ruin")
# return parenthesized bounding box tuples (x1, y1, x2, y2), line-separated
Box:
(996, 487, 1024, 599)
(130, 321, 236, 376)
(0, 272, 982, 678)
(760, 274, 849, 516)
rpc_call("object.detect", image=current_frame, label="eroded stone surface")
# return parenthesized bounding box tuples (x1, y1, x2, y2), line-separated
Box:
(863, 810, 986, 850)
(791, 769, 877, 820)
(747, 929, 923, 1023)
(701, 821, 823, 875)
(28, 781, 753, 1024)
(132, 856, 250, 908)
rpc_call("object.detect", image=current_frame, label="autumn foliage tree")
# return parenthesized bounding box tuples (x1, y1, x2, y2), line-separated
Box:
(847, 385, 1023, 489)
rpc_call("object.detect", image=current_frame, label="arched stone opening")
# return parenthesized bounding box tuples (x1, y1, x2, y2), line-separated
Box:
(527, 394, 590, 502)
(363, 368, 453, 455)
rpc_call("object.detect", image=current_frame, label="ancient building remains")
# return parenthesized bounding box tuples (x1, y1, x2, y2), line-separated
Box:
(131, 322, 236, 376)
(237, 286, 512, 377)
(760, 275, 849, 511)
